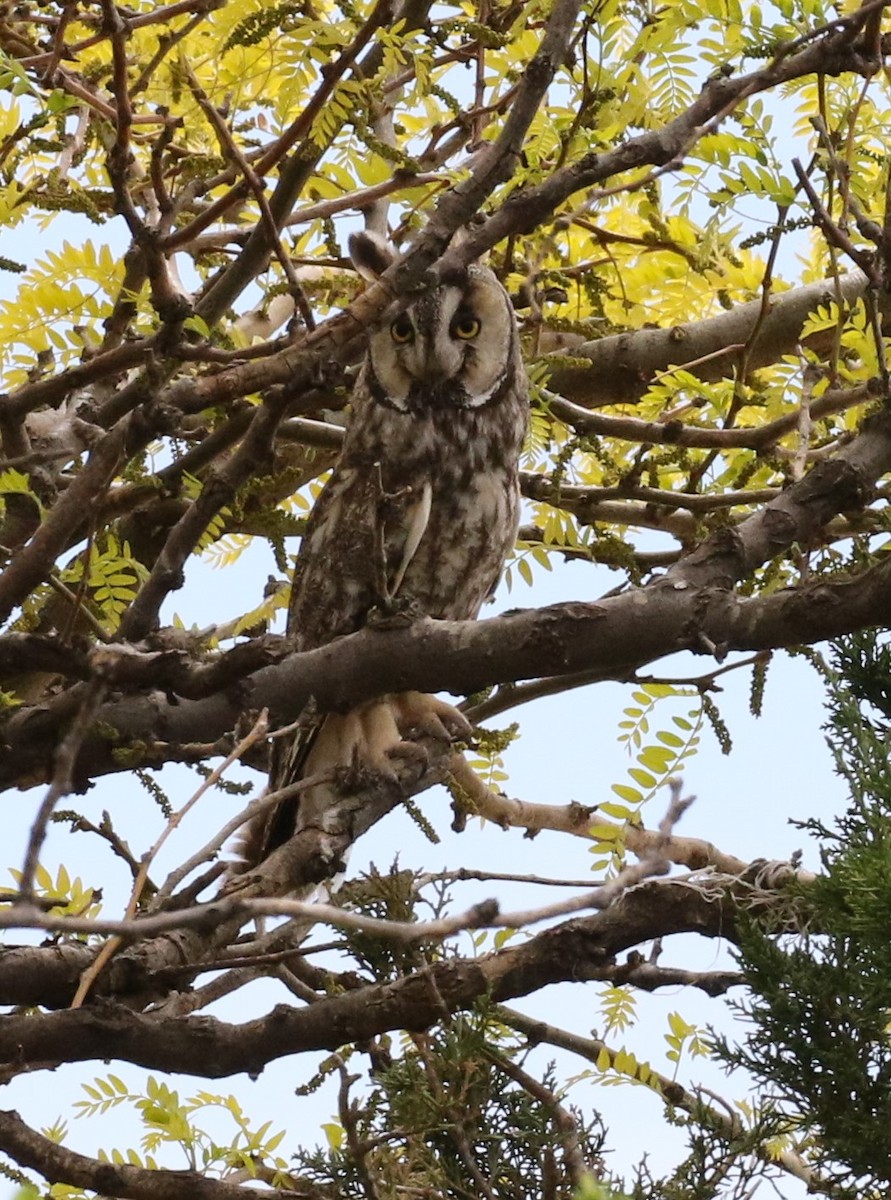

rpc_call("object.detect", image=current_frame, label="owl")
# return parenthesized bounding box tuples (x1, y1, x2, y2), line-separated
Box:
(241, 232, 529, 874)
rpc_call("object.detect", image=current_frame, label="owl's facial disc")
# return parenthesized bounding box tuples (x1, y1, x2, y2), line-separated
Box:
(368, 268, 516, 412)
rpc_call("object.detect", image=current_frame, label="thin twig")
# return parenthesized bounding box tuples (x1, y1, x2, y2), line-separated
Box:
(482, 1046, 587, 1188)
(155, 769, 336, 902)
(70, 710, 270, 1008)
(18, 681, 107, 900)
(182, 59, 315, 330)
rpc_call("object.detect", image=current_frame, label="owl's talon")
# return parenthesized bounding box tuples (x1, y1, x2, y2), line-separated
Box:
(343, 739, 428, 788)
(366, 595, 425, 628)
(429, 697, 473, 741)
(417, 712, 453, 741)
(368, 756, 401, 783)
(386, 739, 430, 767)
(394, 692, 473, 742)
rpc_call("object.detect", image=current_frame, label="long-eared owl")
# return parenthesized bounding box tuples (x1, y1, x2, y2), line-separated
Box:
(243, 232, 529, 871)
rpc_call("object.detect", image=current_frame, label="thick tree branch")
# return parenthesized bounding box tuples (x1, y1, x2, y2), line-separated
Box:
(546, 271, 875, 406)
(5, 549, 891, 790)
(0, 1109, 283, 1200)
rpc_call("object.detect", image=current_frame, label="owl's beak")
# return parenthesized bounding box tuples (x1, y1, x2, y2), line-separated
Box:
(413, 338, 457, 384)
(418, 364, 450, 384)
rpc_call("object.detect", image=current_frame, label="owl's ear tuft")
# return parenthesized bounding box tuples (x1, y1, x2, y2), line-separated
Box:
(349, 231, 397, 282)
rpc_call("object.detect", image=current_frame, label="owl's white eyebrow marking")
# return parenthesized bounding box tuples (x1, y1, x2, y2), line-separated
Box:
(392, 479, 433, 595)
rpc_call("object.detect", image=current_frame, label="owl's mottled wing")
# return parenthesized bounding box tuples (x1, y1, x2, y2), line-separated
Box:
(286, 463, 383, 653)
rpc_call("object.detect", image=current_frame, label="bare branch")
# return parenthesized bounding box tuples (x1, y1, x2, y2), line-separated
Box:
(545, 380, 878, 450)
(0, 877, 762, 1077)
(17, 681, 107, 899)
(69, 710, 271, 1009)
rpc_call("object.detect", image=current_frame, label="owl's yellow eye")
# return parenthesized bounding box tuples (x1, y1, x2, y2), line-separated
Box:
(390, 315, 414, 344)
(452, 314, 481, 340)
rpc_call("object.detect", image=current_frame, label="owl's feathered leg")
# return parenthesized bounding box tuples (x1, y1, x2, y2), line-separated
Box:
(226, 718, 458, 898)
(326, 693, 471, 786)
(231, 695, 472, 882)
(294, 697, 455, 827)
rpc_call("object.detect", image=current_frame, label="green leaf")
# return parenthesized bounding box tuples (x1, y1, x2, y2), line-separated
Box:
(655, 730, 684, 748)
(611, 784, 642, 804)
(589, 822, 622, 842)
(599, 802, 632, 819)
(638, 746, 674, 772)
(322, 1122, 344, 1150)
(668, 1011, 695, 1039)
(627, 768, 656, 788)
